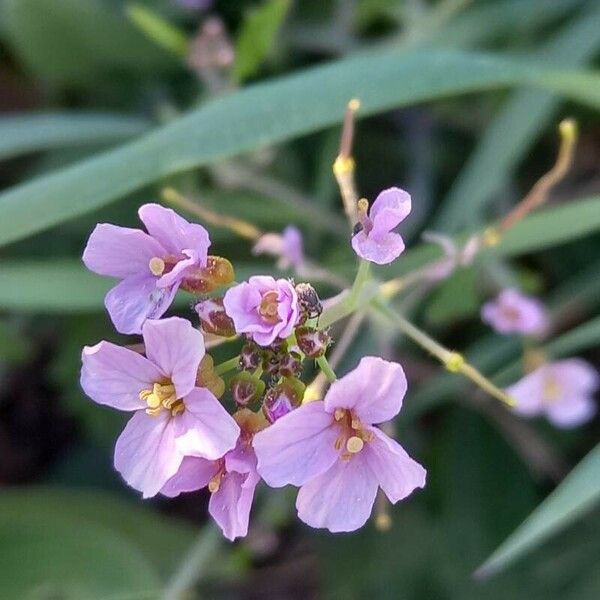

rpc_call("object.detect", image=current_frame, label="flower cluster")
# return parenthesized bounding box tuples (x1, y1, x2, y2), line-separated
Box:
(80, 202, 425, 540)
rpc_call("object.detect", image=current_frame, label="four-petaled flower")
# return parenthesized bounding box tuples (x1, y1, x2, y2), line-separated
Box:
(83, 203, 211, 334)
(507, 359, 598, 428)
(352, 187, 411, 265)
(253, 357, 426, 532)
(481, 289, 548, 336)
(161, 409, 262, 541)
(80, 317, 240, 497)
(223, 276, 299, 346)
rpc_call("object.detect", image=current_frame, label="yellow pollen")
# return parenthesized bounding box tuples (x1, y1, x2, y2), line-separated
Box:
(258, 291, 281, 324)
(357, 198, 369, 214)
(149, 257, 166, 276)
(208, 472, 222, 493)
(139, 382, 182, 416)
(346, 436, 364, 454)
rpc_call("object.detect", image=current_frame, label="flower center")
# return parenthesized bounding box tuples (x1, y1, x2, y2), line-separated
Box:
(542, 376, 562, 403)
(333, 408, 373, 460)
(139, 381, 184, 417)
(148, 255, 182, 277)
(500, 305, 521, 324)
(356, 198, 373, 235)
(258, 290, 281, 324)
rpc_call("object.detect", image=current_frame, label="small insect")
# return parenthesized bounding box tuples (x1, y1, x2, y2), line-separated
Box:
(295, 282, 323, 322)
(352, 222, 363, 236)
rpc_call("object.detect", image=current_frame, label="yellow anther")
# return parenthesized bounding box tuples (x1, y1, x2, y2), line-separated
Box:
(375, 512, 392, 532)
(171, 402, 185, 417)
(348, 98, 361, 112)
(445, 352, 465, 373)
(332, 155, 355, 175)
(149, 257, 166, 276)
(145, 393, 161, 409)
(145, 407, 162, 417)
(559, 118, 577, 143)
(351, 417, 361, 430)
(482, 227, 501, 247)
(357, 198, 369, 214)
(208, 474, 221, 493)
(346, 436, 364, 454)
(334, 408, 345, 421)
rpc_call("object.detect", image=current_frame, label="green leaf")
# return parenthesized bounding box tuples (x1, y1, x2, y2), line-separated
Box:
(233, 0, 291, 82)
(476, 443, 600, 577)
(1, 49, 600, 246)
(3, 0, 174, 82)
(425, 267, 481, 324)
(126, 2, 189, 58)
(0, 112, 150, 161)
(0, 487, 195, 582)
(434, 4, 600, 232)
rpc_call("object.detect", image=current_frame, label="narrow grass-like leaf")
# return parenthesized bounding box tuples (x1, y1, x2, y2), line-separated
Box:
(434, 4, 600, 232)
(0, 49, 599, 246)
(0, 112, 150, 161)
(476, 443, 600, 577)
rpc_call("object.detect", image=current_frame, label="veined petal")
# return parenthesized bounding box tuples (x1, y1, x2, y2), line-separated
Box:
(296, 455, 378, 533)
(81, 341, 161, 411)
(364, 428, 426, 503)
(253, 402, 338, 487)
(324, 357, 407, 424)
(83, 223, 166, 279)
(351, 231, 405, 265)
(142, 317, 205, 398)
(114, 411, 184, 498)
(175, 388, 240, 460)
(160, 456, 217, 497)
(105, 274, 178, 335)
(209, 468, 259, 541)
(138, 203, 210, 259)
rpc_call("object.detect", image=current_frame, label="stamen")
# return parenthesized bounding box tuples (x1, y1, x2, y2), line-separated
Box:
(334, 408, 345, 421)
(258, 290, 281, 324)
(208, 472, 222, 493)
(356, 198, 372, 235)
(149, 257, 166, 276)
(351, 417, 361, 430)
(346, 436, 364, 454)
(334, 435, 345, 450)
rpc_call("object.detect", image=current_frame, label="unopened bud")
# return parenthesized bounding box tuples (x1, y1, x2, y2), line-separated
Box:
(231, 371, 265, 407)
(180, 255, 234, 294)
(239, 343, 262, 371)
(296, 326, 330, 359)
(262, 377, 305, 423)
(295, 282, 322, 323)
(196, 354, 225, 398)
(277, 351, 303, 378)
(195, 297, 236, 337)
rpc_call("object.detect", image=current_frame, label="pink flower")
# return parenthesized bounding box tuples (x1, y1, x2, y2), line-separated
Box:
(80, 317, 239, 498)
(83, 203, 210, 334)
(481, 289, 548, 336)
(223, 276, 299, 346)
(161, 412, 261, 541)
(253, 357, 426, 532)
(352, 187, 411, 265)
(252, 226, 305, 272)
(507, 359, 598, 428)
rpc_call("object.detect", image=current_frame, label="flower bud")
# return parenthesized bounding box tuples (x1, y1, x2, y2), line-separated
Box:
(180, 255, 235, 294)
(262, 377, 305, 423)
(195, 297, 236, 337)
(296, 326, 330, 359)
(196, 354, 225, 398)
(231, 371, 265, 407)
(277, 351, 303, 378)
(295, 282, 322, 324)
(239, 343, 262, 371)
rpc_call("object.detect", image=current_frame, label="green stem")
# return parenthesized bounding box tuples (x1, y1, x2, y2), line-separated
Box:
(213, 355, 240, 376)
(348, 259, 371, 307)
(316, 355, 337, 383)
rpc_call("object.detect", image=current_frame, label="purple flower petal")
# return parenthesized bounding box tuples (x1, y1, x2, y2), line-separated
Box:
(83, 223, 166, 279)
(323, 357, 407, 424)
(364, 427, 426, 503)
(549, 359, 599, 396)
(142, 317, 205, 398)
(138, 203, 210, 260)
(295, 454, 378, 532)
(114, 411, 184, 498)
(506, 369, 546, 417)
(546, 395, 597, 428)
(253, 401, 339, 487)
(209, 468, 260, 541)
(481, 289, 548, 336)
(160, 456, 217, 497)
(105, 273, 178, 335)
(351, 231, 405, 265)
(175, 388, 240, 460)
(81, 341, 161, 411)
(369, 187, 411, 239)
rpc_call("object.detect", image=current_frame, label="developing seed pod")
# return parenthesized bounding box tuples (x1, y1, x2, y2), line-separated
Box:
(296, 326, 331, 359)
(277, 351, 303, 378)
(231, 372, 265, 407)
(262, 377, 306, 423)
(239, 342, 262, 371)
(195, 297, 236, 337)
(295, 282, 322, 323)
(180, 255, 235, 294)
